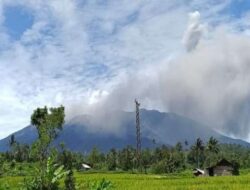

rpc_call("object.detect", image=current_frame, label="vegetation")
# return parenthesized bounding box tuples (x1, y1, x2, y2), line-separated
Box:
(89, 178, 114, 190)
(30, 106, 65, 162)
(1, 172, 250, 190)
(0, 105, 250, 189)
(22, 156, 69, 190)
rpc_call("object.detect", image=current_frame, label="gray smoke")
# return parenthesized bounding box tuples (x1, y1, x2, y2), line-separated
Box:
(66, 13, 250, 140)
(182, 11, 205, 52)
(161, 32, 250, 138)
(95, 29, 250, 139)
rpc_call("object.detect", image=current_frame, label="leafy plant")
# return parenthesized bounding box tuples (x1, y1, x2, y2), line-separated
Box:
(0, 182, 10, 190)
(22, 157, 69, 190)
(65, 169, 76, 190)
(31, 106, 65, 162)
(90, 178, 114, 190)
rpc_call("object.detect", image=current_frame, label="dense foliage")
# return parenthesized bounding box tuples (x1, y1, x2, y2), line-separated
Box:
(1, 135, 248, 175)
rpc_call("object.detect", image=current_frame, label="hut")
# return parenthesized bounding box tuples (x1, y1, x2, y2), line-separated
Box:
(205, 159, 235, 176)
(81, 163, 92, 171)
(193, 168, 205, 177)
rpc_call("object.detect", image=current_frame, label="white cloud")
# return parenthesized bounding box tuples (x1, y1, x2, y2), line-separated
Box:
(1, 0, 249, 140)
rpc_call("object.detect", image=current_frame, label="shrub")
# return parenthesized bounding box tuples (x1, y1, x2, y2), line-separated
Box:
(0, 182, 10, 190)
(22, 157, 69, 190)
(10, 159, 16, 168)
(90, 178, 114, 190)
(64, 169, 76, 190)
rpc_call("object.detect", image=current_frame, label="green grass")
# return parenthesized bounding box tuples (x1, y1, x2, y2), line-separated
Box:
(75, 171, 250, 190)
(1, 170, 250, 189)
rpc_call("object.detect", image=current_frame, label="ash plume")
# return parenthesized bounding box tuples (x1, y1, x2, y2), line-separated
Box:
(182, 11, 205, 52)
(66, 13, 250, 140)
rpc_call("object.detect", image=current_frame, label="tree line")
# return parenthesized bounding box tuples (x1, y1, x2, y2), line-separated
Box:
(80, 137, 242, 174)
(0, 106, 248, 189)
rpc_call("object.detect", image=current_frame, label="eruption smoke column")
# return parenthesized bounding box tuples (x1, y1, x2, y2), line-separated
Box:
(135, 99, 142, 171)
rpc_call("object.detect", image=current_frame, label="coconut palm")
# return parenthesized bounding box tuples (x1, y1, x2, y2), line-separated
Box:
(206, 137, 220, 166)
(192, 138, 204, 168)
(207, 137, 219, 154)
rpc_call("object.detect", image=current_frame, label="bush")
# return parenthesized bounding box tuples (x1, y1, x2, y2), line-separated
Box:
(65, 169, 76, 190)
(10, 159, 16, 168)
(151, 154, 185, 174)
(22, 157, 69, 190)
(151, 160, 166, 174)
(232, 160, 240, 175)
(0, 182, 10, 190)
(89, 178, 114, 190)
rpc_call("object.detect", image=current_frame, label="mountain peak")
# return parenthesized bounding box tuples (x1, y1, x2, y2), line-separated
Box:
(0, 109, 249, 152)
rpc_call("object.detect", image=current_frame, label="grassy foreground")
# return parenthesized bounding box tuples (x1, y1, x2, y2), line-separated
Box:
(76, 171, 250, 190)
(1, 170, 250, 190)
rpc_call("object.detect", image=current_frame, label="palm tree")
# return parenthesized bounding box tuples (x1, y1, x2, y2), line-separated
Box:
(207, 137, 219, 154)
(193, 138, 204, 168)
(9, 134, 16, 147)
(206, 137, 220, 166)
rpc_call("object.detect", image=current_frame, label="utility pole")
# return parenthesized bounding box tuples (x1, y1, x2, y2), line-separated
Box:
(135, 99, 142, 172)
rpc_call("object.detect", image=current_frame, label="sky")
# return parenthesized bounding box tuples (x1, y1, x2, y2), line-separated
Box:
(1, 0, 250, 140)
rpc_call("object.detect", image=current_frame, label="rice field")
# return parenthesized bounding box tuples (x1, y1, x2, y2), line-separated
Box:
(1, 170, 250, 189)
(75, 171, 250, 190)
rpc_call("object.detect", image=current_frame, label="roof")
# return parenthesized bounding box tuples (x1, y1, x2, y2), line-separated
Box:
(82, 163, 91, 169)
(193, 168, 205, 174)
(207, 159, 233, 169)
(216, 159, 233, 166)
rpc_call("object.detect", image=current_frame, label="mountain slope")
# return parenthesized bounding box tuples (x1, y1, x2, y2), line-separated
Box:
(0, 109, 248, 152)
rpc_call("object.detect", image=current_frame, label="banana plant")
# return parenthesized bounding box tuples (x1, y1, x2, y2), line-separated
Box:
(22, 156, 69, 190)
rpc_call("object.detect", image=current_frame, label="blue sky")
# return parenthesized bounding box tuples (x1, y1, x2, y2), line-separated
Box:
(223, 0, 250, 18)
(4, 6, 34, 40)
(1, 0, 250, 140)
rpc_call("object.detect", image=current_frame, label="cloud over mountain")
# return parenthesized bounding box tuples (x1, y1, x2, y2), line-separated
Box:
(94, 21, 250, 140)
(1, 1, 250, 141)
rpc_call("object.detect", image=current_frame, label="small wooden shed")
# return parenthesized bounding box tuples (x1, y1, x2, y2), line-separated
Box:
(205, 159, 234, 176)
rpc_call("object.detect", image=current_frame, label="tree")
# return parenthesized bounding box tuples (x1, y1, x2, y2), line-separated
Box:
(9, 135, 16, 147)
(152, 147, 163, 163)
(191, 138, 205, 168)
(207, 137, 219, 154)
(106, 148, 117, 171)
(88, 146, 101, 165)
(30, 106, 65, 189)
(72, 152, 85, 170)
(31, 106, 65, 162)
(173, 143, 186, 171)
(141, 148, 152, 173)
(118, 146, 135, 171)
(151, 150, 185, 174)
(231, 160, 240, 175)
(184, 140, 189, 151)
(15, 143, 30, 162)
(205, 137, 220, 167)
(60, 146, 76, 190)
(23, 156, 69, 190)
(0, 154, 4, 176)
(64, 169, 75, 190)
(175, 142, 183, 152)
(7, 135, 31, 162)
(9, 135, 17, 161)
